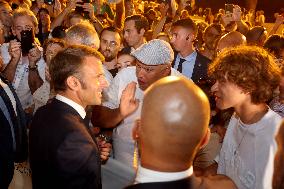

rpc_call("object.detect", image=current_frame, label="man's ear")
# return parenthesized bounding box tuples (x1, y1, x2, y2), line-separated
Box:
(199, 128, 211, 149)
(66, 76, 80, 91)
(139, 28, 145, 37)
(132, 119, 141, 141)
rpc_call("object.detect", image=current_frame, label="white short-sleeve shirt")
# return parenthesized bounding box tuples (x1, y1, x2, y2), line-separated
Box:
(1, 43, 46, 109)
(217, 109, 282, 189)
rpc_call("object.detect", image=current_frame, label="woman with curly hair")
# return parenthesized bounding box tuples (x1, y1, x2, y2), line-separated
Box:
(208, 46, 282, 189)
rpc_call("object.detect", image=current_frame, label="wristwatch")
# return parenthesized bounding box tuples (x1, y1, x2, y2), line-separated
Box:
(28, 64, 38, 71)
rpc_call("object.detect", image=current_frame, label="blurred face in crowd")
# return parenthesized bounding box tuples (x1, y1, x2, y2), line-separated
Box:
(100, 30, 121, 62)
(39, 10, 50, 28)
(0, 4, 12, 27)
(204, 27, 222, 50)
(125, 0, 134, 16)
(12, 15, 36, 41)
(135, 60, 170, 91)
(77, 56, 108, 106)
(117, 54, 135, 71)
(124, 20, 144, 48)
(45, 43, 64, 81)
(211, 79, 248, 110)
(0, 20, 4, 44)
(36, 0, 44, 8)
(170, 26, 193, 52)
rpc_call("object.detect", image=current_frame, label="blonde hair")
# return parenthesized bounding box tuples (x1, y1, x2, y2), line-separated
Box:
(12, 7, 38, 28)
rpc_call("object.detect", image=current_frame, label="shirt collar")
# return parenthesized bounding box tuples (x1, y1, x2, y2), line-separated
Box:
(55, 94, 86, 119)
(135, 165, 193, 184)
(178, 51, 197, 62)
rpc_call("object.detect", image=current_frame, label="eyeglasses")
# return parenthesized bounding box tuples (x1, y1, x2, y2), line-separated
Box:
(101, 39, 119, 48)
(15, 25, 33, 32)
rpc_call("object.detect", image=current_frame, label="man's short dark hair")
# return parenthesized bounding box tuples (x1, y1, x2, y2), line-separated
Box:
(172, 18, 197, 36)
(125, 14, 149, 34)
(100, 26, 122, 42)
(49, 45, 104, 92)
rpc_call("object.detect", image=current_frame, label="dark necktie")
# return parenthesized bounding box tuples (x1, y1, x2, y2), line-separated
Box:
(177, 58, 186, 73)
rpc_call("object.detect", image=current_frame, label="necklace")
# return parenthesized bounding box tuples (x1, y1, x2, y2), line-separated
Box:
(234, 118, 249, 156)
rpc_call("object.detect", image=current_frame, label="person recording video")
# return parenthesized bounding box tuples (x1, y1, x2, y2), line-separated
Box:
(0, 7, 46, 119)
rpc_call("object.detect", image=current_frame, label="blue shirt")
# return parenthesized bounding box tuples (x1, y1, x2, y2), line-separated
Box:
(173, 51, 197, 79)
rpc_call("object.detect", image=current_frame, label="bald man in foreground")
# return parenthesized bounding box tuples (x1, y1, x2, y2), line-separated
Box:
(125, 76, 237, 189)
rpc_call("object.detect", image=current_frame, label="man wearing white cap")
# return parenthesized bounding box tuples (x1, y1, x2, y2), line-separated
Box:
(92, 39, 183, 168)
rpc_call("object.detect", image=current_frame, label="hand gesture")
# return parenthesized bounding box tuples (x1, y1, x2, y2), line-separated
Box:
(28, 44, 41, 66)
(232, 5, 242, 22)
(66, 0, 82, 10)
(8, 40, 21, 64)
(54, 0, 62, 12)
(120, 82, 139, 119)
(82, 3, 95, 19)
(96, 137, 112, 162)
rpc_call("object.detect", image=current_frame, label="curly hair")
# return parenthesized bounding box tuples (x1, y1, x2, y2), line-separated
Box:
(209, 45, 281, 104)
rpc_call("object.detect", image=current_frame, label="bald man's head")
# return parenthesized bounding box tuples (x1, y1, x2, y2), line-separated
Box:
(217, 31, 246, 53)
(138, 76, 210, 171)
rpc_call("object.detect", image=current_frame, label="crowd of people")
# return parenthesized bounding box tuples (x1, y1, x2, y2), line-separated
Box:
(0, 0, 284, 189)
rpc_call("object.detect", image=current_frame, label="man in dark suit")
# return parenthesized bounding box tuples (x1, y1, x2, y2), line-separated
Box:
(125, 76, 237, 189)
(29, 45, 110, 189)
(170, 18, 211, 85)
(0, 57, 28, 188)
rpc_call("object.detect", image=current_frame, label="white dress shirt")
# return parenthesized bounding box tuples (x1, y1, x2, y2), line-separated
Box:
(135, 165, 193, 184)
(55, 94, 86, 119)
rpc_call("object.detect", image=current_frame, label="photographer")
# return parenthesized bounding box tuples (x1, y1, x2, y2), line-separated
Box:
(1, 8, 46, 117)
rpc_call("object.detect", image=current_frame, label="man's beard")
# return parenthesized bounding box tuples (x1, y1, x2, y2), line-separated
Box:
(102, 50, 116, 62)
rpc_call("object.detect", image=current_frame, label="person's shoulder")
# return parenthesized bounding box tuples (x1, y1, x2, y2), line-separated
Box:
(196, 51, 211, 64)
(259, 108, 283, 128)
(195, 174, 237, 189)
(115, 66, 136, 81)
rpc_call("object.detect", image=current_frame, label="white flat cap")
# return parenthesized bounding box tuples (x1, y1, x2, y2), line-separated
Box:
(131, 39, 174, 65)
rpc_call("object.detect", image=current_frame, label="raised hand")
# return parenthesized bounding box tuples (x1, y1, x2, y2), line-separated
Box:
(28, 44, 41, 66)
(232, 5, 242, 22)
(120, 82, 140, 119)
(82, 3, 95, 19)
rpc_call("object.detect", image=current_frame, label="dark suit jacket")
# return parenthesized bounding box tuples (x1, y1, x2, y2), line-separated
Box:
(124, 177, 196, 189)
(172, 51, 211, 84)
(0, 73, 27, 162)
(124, 175, 238, 189)
(29, 99, 101, 189)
